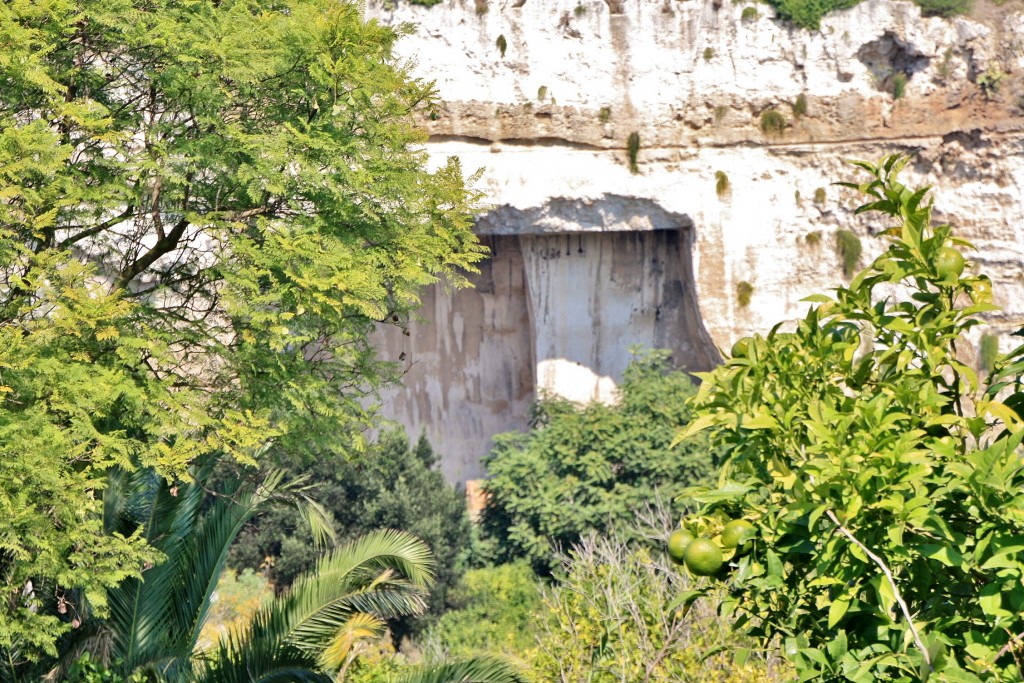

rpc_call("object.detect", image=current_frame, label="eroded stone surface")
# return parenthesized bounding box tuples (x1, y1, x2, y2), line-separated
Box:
(365, 0, 1024, 481)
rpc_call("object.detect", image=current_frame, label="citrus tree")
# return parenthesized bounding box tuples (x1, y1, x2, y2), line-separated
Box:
(677, 155, 1024, 681)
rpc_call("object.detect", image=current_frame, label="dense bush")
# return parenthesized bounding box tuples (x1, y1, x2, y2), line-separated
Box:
(681, 155, 1024, 680)
(230, 430, 471, 634)
(766, 0, 970, 29)
(425, 562, 543, 659)
(481, 350, 717, 571)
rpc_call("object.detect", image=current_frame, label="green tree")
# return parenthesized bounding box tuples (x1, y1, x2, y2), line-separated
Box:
(0, 0, 482, 660)
(680, 155, 1024, 681)
(482, 349, 717, 572)
(230, 430, 472, 636)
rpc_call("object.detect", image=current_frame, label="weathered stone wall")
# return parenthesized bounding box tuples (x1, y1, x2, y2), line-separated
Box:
(366, 0, 1024, 481)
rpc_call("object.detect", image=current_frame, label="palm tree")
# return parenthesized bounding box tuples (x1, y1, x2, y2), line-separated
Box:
(49, 467, 524, 683)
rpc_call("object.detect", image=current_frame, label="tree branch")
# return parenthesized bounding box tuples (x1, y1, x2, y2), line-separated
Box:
(112, 217, 189, 292)
(826, 510, 932, 672)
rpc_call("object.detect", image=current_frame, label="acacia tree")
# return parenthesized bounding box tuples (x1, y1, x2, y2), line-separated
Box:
(0, 0, 483, 663)
(680, 156, 1024, 681)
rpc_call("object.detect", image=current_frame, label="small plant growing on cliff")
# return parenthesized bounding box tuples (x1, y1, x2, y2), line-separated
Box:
(736, 281, 754, 308)
(892, 72, 908, 100)
(980, 332, 1000, 372)
(537, 85, 548, 102)
(715, 171, 730, 199)
(813, 187, 826, 205)
(795, 190, 802, 206)
(496, 34, 507, 58)
(574, 2, 587, 16)
(760, 110, 786, 138)
(626, 131, 641, 174)
(792, 93, 808, 118)
(474, 0, 488, 15)
(713, 105, 729, 123)
(978, 65, 1006, 98)
(598, 106, 612, 123)
(835, 228, 862, 277)
(804, 230, 822, 247)
(741, 6, 759, 21)
(703, 47, 715, 61)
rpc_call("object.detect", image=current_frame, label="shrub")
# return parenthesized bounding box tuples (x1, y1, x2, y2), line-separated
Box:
(536, 85, 548, 101)
(532, 531, 785, 683)
(425, 562, 543, 659)
(679, 154, 1024, 681)
(765, 0, 861, 30)
(792, 93, 808, 118)
(892, 71, 908, 100)
(474, 0, 488, 14)
(742, 5, 759, 20)
(760, 109, 786, 137)
(914, 0, 972, 15)
(229, 430, 472, 637)
(495, 34, 507, 57)
(980, 332, 1000, 372)
(481, 350, 717, 572)
(714, 104, 729, 123)
(715, 170, 730, 198)
(979, 66, 1006, 97)
(795, 189, 802, 205)
(599, 105, 612, 123)
(813, 186, 827, 204)
(736, 280, 754, 308)
(627, 131, 641, 173)
(804, 230, 822, 247)
(574, 2, 587, 16)
(835, 228, 862, 277)
(704, 46, 715, 60)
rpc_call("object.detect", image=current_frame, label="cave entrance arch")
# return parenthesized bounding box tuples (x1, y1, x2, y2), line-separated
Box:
(375, 194, 720, 482)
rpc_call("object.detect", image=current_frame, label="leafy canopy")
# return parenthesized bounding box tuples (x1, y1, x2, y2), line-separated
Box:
(0, 0, 481, 661)
(680, 155, 1024, 681)
(482, 349, 717, 571)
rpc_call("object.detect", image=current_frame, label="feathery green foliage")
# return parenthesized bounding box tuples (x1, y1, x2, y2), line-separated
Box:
(760, 110, 787, 137)
(0, 0, 481, 661)
(715, 171, 731, 199)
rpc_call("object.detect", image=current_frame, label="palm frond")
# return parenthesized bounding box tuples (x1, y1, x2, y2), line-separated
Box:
(202, 529, 433, 683)
(390, 657, 528, 683)
(318, 612, 386, 671)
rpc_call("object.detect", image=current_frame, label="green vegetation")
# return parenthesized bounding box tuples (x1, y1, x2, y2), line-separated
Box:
(704, 47, 716, 60)
(980, 332, 1000, 372)
(792, 93, 808, 118)
(599, 105, 613, 123)
(680, 154, 1024, 681)
(892, 71, 908, 99)
(804, 230, 822, 247)
(766, 0, 971, 29)
(979, 65, 1006, 97)
(230, 430, 472, 635)
(481, 350, 717, 571)
(426, 562, 542, 658)
(737, 280, 754, 308)
(760, 109, 787, 137)
(714, 104, 730, 123)
(795, 189, 803, 205)
(627, 131, 642, 173)
(814, 186, 827, 204)
(496, 34, 508, 57)
(575, 3, 587, 16)
(537, 85, 548, 101)
(741, 6, 759, 21)
(475, 0, 489, 15)
(0, 0, 483, 672)
(532, 532, 783, 683)
(835, 228, 862, 277)
(716, 170, 731, 198)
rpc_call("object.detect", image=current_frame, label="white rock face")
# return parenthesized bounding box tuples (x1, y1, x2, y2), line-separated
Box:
(366, 0, 1024, 481)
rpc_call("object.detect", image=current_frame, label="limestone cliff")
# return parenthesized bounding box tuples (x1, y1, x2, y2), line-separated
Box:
(366, 0, 1024, 481)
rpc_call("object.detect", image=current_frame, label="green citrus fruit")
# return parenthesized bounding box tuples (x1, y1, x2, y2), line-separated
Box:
(971, 278, 992, 304)
(684, 538, 724, 576)
(667, 529, 694, 565)
(935, 247, 965, 283)
(731, 337, 750, 359)
(721, 519, 756, 549)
